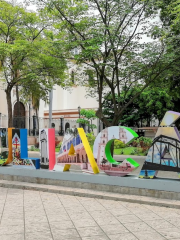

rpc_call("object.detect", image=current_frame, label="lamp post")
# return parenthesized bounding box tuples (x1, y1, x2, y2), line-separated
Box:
(78, 106, 81, 127)
(33, 113, 36, 136)
(28, 98, 31, 136)
(60, 117, 64, 136)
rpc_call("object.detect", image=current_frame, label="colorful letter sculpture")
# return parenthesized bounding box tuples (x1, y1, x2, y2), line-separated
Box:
(93, 126, 139, 176)
(0, 128, 14, 166)
(0, 128, 8, 166)
(139, 111, 180, 179)
(54, 128, 99, 174)
(39, 129, 55, 170)
(54, 126, 139, 176)
(12, 129, 40, 169)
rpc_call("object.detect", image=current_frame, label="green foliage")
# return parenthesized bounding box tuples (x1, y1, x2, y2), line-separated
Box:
(37, 0, 178, 127)
(86, 132, 96, 146)
(28, 146, 40, 152)
(114, 140, 126, 149)
(57, 141, 62, 149)
(0, 0, 68, 127)
(132, 137, 152, 152)
(103, 85, 174, 127)
(76, 109, 97, 132)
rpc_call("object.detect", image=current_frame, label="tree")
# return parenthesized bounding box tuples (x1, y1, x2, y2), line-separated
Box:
(35, 0, 180, 127)
(0, 0, 67, 127)
(76, 109, 97, 132)
(103, 85, 174, 127)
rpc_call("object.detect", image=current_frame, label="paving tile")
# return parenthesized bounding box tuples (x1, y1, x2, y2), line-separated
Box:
(133, 230, 166, 240)
(82, 235, 109, 240)
(100, 223, 129, 235)
(0, 234, 24, 240)
(123, 221, 153, 232)
(25, 215, 48, 223)
(167, 217, 180, 226)
(0, 225, 24, 235)
(0, 218, 24, 226)
(77, 226, 105, 237)
(117, 214, 142, 223)
(51, 228, 80, 240)
(157, 227, 180, 239)
(93, 216, 120, 225)
(156, 212, 180, 219)
(89, 210, 112, 218)
(69, 211, 92, 220)
(109, 208, 132, 216)
(73, 218, 98, 228)
(50, 220, 75, 230)
(109, 232, 138, 240)
(145, 219, 175, 230)
(47, 213, 71, 222)
(25, 222, 50, 233)
(136, 213, 162, 221)
(25, 231, 53, 240)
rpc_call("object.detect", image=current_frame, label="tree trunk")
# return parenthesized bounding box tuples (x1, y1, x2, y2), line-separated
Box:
(6, 88, 13, 127)
(16, 84, 21, 128)
(36, 108, 39, 130)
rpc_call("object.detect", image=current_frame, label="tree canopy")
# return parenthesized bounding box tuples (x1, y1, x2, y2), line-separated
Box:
(0, 0, 68, 127)
(102, 85, 174, 127)
(33, 0, 180, 127)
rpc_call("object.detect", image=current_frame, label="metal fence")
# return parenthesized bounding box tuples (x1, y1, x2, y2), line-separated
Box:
(0, 115, 93, 136)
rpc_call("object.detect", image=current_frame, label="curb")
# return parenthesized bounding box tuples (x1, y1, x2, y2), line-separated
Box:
(0, 180, 180, 209)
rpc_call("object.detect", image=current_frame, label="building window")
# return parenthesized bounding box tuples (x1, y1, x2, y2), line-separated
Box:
(71, 71, 75, 84)
(85, 69, 95, 86)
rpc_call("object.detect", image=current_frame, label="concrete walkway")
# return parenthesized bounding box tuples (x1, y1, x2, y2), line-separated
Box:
(0, 180, 180, 209)
(0, 186, 180, 240)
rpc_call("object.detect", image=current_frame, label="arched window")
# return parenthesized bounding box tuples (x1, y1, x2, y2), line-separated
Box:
(13, 102, 26, 128)
(65, 122, 70, 132)
(71, 71, 75, 84)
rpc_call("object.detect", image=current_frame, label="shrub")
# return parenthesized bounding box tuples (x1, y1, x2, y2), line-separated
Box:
(86, 132, 96, 146)
(137, 147, 143, 153)
(131, 137, 152, 153)
(56, 141, 62, 149)
(131, 140, 138, 147)
(114, 140, 126, 149)
(30, 146, 35, 151)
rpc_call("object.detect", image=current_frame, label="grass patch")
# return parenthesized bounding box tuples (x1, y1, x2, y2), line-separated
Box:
(114, 147, 146, 156)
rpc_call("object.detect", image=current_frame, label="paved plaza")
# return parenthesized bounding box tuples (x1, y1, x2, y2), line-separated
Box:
(0, 187, 180, 239)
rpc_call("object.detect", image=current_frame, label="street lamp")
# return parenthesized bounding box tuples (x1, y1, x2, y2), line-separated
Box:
(28, 98, 31, 136)
(33, 113, 36, 136)
(60, 117, 64, 136)
(78, 106, 81, 127)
